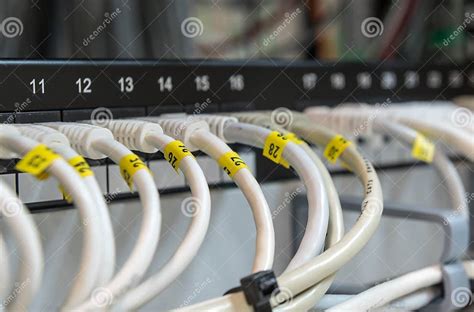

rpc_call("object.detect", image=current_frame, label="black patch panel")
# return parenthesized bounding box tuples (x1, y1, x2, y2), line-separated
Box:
(0, 59, 472, 213)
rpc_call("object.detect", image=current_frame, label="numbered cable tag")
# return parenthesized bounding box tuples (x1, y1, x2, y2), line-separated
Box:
(164, 140, 193, 172)
(263, 131, 290, 168)
(285, 132, 304, 145)
(119, 154, 148, 191)
(60, 156, 94, 202)
(218, 151, 248, 178)
(15, 144, 60, 178)
(324, 134, 352, 164)
(69, 156, 94, 177)
(412, 134, 435, 163)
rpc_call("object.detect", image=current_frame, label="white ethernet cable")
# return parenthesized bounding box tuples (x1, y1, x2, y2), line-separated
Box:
(316, 102, 474, 161)
(383, 101, 473, 134)
(217, 113, 347, 311)
(225, 112, 345, 311)
(305, 108, 468, 219)
(41, 122, 161, 310)
(137, 116, 276, 273)
(151, 114, 332, 312)
(195, 114, 330, 272)
(328, 260, 474, 311)
(317, 286, 441, 311)
(196, 111, 383, 312)
(0, 124, 101, 308)
(13, 124, 116, 288)
(0, 179, 43, 311)
(396, 116, 474, 161)
(84, 119, 211, 310)
(304, 109, 470, 310)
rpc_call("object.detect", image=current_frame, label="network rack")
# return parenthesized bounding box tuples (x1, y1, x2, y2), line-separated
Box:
(0, 59, 472, 212)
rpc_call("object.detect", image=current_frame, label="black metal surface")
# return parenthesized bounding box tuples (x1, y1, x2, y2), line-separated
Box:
(0, 59, 471, 113)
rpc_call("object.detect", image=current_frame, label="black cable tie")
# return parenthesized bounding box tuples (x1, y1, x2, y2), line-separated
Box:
(238, 270, 279, 312)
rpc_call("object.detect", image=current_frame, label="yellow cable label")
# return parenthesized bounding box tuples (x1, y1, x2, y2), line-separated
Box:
(285, 132, 304, 145)
(263, 131, 290, 168)
(119, 154, 148, 190)
(164, 140, 193, 172)
(15, 144, 59, 178)
(412, 134, 435, 163)
(60, 156, 94, 202)
(69, 156, 94, 177)
(324, 135, 352, 164)
(218, 151, 248, 177)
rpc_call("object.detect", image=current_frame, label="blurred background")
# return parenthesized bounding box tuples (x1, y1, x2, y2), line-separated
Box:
(0, 0, 473, 62)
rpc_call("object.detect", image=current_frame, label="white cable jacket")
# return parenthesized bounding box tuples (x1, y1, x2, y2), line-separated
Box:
(176, 114, 383, 312)
(317, 286, 440, 311)
(328, 265, 444, 311)
(223, 122, 329, 271)
(14, 124, 116, 289)
(190, 129, 275, 272)
(0, 133, 102, 308)
(51, 143, 116, 288)
(395, 116, 474, 161)
(326, 119, 470, 310)
(299, 113, 467, 310)
(373, 119, 468, 217)
(0, 180, 43, 311)
(275, 142, 345, 311)
(226, 112, 346, 311)
(76, 138, 161, 311)
(115, 133, 211, 310)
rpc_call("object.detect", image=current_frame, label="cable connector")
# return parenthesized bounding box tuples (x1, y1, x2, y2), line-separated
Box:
(192, 114, 237, 142)
(0, 125, 21, 158)
(305, 106, 378, 137)
(41, 122, 114, 159)
(229, 112, 275, 129)
(14, 124, 70, 147)
(83, 119, 163, 153)
(137, 116, 209, 151)
(240, 270, 279, 312)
